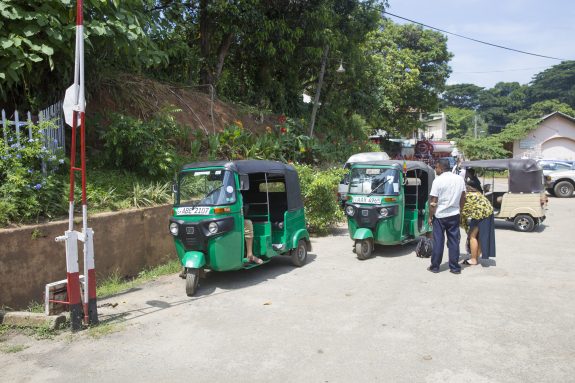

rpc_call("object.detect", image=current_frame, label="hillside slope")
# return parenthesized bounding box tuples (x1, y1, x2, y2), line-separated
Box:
(90, 73, 279, 134)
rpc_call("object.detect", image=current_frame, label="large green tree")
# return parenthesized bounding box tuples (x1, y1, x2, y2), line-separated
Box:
(441, 83, 484, 109)
(477, 82, 527, 134)
(527, 61, 575, 108)
(0, 0, 165, 109)
(444, 106, 487, 139)
(355, 19, 452, 134)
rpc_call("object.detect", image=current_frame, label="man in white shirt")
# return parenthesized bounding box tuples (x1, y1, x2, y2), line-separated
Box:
(428, 158, 467, 274)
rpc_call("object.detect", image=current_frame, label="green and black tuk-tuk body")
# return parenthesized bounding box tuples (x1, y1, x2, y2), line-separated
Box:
(344, 160, 435, 259)
(169, 160, 311, 296)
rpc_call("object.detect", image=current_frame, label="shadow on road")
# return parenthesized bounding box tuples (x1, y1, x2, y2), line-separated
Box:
(98, 253, 317, 324)
(196, 253, 317, 296)
(372, 242, 417, 258)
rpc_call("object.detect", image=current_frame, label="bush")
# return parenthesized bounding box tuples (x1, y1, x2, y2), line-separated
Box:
(99, 108, 185, 179)
(295, 164, 346, 235)
(0, 121, 67, 226)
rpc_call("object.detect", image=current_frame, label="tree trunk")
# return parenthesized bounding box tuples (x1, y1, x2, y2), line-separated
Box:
(213, 32, 234, 86)
(309, 44, 329, 138)
(199, 0, 213, 87)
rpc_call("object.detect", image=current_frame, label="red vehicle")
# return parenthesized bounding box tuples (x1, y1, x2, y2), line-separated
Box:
(414, 140, 455, 167)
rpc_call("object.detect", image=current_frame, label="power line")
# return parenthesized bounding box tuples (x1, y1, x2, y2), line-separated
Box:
(380, 10, 568, 61)
(452, 66, 552, 74)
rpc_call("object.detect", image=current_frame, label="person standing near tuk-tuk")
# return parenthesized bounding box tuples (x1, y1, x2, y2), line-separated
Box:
(460, 184, 496, 265)
(428, 158, 466, 274)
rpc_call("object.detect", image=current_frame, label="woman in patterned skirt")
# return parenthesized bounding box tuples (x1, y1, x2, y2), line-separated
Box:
(460, 183, 496, 265)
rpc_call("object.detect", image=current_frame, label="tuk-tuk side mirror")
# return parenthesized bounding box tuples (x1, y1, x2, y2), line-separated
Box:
(239, 174, 250, 191)
(172, 181, 178, 195)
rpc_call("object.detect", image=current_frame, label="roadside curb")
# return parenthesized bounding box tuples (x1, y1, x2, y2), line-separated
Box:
(0, 310, 67, 330)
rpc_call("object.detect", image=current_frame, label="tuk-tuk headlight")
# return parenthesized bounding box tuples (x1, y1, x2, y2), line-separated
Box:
(345, 205, 355, 216)
(380, 208, 389, 217)
(169, 222, 179, 236)
(208, 222, 218, 234)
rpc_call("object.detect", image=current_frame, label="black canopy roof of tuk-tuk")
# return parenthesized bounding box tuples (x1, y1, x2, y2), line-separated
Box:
(462, 159, 543, 193)
(352, 160, 435, 194)
(181, 160, 303, 210)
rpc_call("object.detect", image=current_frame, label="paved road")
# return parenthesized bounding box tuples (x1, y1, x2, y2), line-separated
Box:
(2, 198, 574, 383)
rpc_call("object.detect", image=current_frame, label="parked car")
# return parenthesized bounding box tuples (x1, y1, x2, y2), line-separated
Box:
(537, 159, 575, 176)
(544, 167, 575, 198)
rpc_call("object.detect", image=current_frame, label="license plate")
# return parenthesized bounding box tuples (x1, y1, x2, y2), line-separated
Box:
(185, 226, 195, 234)
(176, 206, 211, 216)
(352, 196, 381, 204)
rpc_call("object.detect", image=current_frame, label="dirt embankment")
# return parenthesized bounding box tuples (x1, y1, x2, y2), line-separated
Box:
(89, 73, 280, 134)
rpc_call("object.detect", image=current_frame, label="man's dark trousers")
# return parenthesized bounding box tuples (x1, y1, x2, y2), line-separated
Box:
(431, 214, 461, 272)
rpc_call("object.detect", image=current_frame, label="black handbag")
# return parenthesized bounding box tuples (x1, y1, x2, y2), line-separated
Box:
(415, 236, 433, 258)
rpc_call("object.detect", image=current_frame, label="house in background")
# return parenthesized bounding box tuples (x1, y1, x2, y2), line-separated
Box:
(419, 112, 446, 140)
(513, 111, 575, 160)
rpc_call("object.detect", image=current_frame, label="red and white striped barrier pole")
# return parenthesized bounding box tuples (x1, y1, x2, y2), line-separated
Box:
(57, 0, 98, 330)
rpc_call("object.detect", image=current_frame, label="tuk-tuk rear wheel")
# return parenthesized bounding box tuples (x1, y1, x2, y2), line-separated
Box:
(355, 239, 373, 260)
(290, 240, 308, 267)
(185, 268, 200, 297)
(513, 214, 535, 232)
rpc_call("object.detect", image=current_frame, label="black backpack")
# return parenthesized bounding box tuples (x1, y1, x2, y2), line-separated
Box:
(415, 237, 433, 258)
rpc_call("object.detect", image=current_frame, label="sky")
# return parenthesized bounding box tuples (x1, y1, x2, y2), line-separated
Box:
(386, 0, 575, 89)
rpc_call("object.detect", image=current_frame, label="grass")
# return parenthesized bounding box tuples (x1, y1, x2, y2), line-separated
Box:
(0, 322, 58, 341)
(97, 259, 181, 299)
(87, 322, 124, 339)
(26, 301, 44, 314)
(0, 344, 29, 353)
(0, 324, 9, 339)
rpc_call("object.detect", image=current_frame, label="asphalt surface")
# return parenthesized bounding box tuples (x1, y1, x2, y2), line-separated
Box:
(1, 198, 574, 383)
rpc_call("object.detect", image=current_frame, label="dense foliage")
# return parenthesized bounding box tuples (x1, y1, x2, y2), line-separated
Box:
(0, 0, 165, 109)
(294, 164, 346, 234)
(0, 121, 67, 225)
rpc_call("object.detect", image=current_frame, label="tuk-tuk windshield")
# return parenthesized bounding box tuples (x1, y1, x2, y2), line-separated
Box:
(178, 169, 236, 206)
(349, 168, 400, 195)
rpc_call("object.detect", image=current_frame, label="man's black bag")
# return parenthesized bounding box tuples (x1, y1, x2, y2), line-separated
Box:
(415, 236, 433, 258)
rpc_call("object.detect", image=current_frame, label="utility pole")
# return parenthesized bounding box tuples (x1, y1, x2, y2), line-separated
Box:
(309, 44, 329, 138)
(474, 113, 478, 138)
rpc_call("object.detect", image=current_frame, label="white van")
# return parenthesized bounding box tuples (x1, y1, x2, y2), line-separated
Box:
(338, 152, 390, 206)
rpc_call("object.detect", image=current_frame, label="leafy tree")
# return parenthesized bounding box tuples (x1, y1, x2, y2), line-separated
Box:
(0, 0, 165, 109)
(477, 82, 527, 134)
(456, 136, 508, 160)
(509, 99, 575, 122)
(357, 19, 452, 134)
(527, 61, 575, 108)
(441, 83, 484, 109)
(444, 106, 488, 139)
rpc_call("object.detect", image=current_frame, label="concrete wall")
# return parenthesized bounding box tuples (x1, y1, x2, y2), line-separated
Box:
(0, 204, 174, 309)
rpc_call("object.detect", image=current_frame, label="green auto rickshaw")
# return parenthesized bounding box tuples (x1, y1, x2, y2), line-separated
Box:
(344, 160, 435, 259)
(169, 160, 311, 296)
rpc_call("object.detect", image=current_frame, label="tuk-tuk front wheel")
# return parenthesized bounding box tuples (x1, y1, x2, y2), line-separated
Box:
(185, 268, 200, 297)
(355, 239, 374, 260)
(291, 240, 308, 267)
(513, 214, 535, 232)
